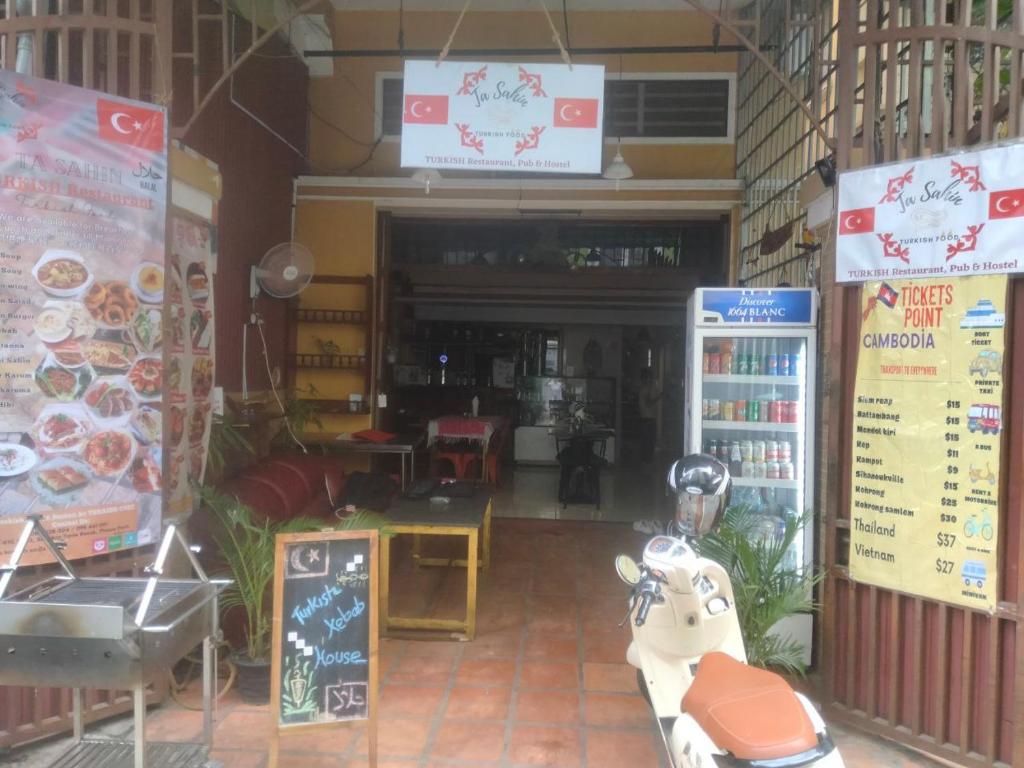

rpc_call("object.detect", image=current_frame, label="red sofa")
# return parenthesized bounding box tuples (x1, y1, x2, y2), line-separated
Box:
(217, 454, 345, 522)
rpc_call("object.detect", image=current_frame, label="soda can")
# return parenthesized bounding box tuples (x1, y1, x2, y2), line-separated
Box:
(759, 400, 771, 422)
(752, 440, 766, 463)
(779, 353, 790, 377)
(721, 349, 733, 374)
(786, 400, 799, 423)
(702, 399, 709, 418)
(747, 399, 760, 422)
(707, 399, 720, 419)
(718, 442, 732, 463)
(780, 461, 795, 480)
(749, 353, 761, 376)
(752, 461, 767, 479)
(766, 440, 779, 461)
(702, 353, 710, 373)
(766, 461, 780, 480)
(740, 440, 753, 461)
(790, 353, 801, 373)
(709, 352, 721, 374)
(769, 400, 783, 423)
(737, 353, 749, 375)
(767, 353, 778, 376)
(780, 440, 792, 462)
(734, 399, 747, 421)
(722, 400, 735, 421)
(741, 460, 753, 478)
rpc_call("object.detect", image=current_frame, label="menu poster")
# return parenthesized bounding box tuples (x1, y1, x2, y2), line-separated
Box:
(165, 215, 215, 520)
(849, 275, 1007, 612)
(0, 73, 166, 565)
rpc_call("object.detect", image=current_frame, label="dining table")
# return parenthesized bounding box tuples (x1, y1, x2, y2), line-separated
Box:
(426, 415, 508, 447)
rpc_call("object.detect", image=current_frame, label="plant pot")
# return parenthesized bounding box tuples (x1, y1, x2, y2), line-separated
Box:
(233, 653, 271, 704)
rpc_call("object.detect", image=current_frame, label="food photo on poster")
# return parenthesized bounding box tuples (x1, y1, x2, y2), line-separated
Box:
(0, 72, 166, 565)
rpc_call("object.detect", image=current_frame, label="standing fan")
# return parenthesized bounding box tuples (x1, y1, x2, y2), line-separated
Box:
(242, 242, 315, 400)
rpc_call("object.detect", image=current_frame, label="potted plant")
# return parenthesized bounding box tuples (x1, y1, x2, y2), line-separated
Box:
(199, 487, 389, 703)
(699, 505, 823, 675)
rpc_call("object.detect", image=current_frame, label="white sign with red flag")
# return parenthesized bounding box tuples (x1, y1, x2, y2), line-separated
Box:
(400, 60, 605, 174)
(837, 140, 1024, 282)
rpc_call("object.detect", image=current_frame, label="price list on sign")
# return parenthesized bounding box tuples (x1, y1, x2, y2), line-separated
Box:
(849, 275, 1007, 612)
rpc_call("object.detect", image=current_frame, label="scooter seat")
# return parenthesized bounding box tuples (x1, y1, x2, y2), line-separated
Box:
(682, 652, 818, 761)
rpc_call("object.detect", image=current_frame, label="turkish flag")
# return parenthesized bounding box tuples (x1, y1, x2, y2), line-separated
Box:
(96, 99, 164, 152)
(839, 207, 875, 234)
(553, 97, 599, 128)
(403, 94, 448, 125)
(989, 188, 1024, 219)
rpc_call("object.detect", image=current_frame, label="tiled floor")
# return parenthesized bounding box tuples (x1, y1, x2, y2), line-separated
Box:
(10, 517, 939, 768)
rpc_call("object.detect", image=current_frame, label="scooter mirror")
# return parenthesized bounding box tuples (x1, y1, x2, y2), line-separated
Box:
(614, 554, 641, 586)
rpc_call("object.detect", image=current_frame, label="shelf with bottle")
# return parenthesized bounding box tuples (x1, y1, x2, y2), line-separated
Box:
(702, 338, 803, 378)
(702, 374, 801, 386)
(705, 436, 799, 484)
(732, 477, 800, 490)
(702, 420, 800, 433)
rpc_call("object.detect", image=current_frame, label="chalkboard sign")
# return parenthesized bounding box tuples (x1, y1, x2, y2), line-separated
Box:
(270, 530, 378, 739)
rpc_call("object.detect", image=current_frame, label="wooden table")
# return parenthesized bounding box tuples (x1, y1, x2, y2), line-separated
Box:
(379, 493, 492, 640)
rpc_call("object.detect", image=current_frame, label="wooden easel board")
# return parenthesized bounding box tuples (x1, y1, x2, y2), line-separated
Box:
(269, 530, 378, 767)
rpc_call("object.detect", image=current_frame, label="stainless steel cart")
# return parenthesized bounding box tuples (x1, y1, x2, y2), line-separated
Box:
(0, 516, 229, 768)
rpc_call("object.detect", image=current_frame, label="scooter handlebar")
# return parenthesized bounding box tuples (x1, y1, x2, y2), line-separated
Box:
(634, 590, 655, 626)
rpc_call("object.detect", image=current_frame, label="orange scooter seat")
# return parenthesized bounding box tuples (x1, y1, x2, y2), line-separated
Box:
(682, 652, 818, 761)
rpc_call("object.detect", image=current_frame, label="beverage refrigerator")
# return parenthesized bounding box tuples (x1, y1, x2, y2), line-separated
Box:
(684, 288, 818, 655)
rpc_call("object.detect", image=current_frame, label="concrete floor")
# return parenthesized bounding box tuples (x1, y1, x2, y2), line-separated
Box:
(7, 514, 940, 768)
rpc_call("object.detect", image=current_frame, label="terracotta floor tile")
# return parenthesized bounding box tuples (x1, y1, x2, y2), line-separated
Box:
(519, 660, 580, 690)
(343, 760, 419, 768)
(585, 727, 660, 768)
(507, 725, 582, 767)
(213, 710, 272, 749)
(583, 662, 638, 693)
(581, 628, 632, 663)
(278, 724, 357, 754)
(207, 750, 265, 768)
(444, 685, 512, 720)
(273, 755, 344, 768)
(379, 684, 446, 719)
(515, 690, 581, 724)
(386, 655, 455, 685)
(429, 721, 506, 762)
(526, 614, 578, 634)
(583, 692, 652, 728)
(353, 718, 431, 759)
(398, 638, 463, 657)
(146, 707, 203, 742)
(456, 657, 518, 686)
(523, 633, 579, 661)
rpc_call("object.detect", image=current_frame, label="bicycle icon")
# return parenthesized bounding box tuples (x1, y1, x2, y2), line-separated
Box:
(964, 511, 994, 541)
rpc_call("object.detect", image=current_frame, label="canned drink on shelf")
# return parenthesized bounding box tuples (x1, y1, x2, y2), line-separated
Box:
(780, 461, 795, 480)
(741, 460, 753, 478)
(769, 400, 783, 423)
(703, 352, 711, 373)
(718, 442, 732, 463)
(721, 347, 733, 374)
(737, 353, 749, 375)
(778, 440, 792, 462)
(747, 399, 760, 422)
(709, 351, 721, 374)
(766, 440, 779, 461)
(707, 399, 720, 419)
(767, 353, 777, 376)
(779, 353, 790, 377)
(722, 400, 735, 421)
(740, 440, 753, 462)
(787, 400, 800, 423)
(734, 400, 747, 421)
(752, 440, 766, 463)
(766, 461, 780, 480)
(751, 461, 767, 479)
(702, 399, 709, 418)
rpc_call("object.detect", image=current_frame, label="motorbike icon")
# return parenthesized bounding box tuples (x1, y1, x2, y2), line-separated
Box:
(968, 463, 997, 486)
(964, 511, 994, 541)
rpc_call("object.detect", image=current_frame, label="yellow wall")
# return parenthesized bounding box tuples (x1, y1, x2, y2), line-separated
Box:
(310, 9, 739, 179)
(293, 199, 377, 435)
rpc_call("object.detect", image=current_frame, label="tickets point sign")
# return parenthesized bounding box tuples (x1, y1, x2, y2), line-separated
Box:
(837, 141, 1024, 282)
(399, 60, 605, 175)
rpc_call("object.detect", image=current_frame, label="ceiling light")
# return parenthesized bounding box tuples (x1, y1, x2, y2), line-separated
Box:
(411, 168, 442, 195)
(602, 143, 634, 190)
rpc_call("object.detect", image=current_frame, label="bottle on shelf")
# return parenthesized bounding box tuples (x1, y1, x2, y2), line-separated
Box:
(720, 342, 733, 376)
(736, 339, 748, 375)
(767, 339, 778, 376)
(749, 339, 762, 375)
(729, 441, 743, 477)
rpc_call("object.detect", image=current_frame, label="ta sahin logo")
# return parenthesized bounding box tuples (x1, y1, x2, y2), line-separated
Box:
(862, 282, 899, 321)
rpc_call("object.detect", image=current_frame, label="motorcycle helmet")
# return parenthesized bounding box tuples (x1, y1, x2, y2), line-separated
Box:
(666, 453, 731, 539)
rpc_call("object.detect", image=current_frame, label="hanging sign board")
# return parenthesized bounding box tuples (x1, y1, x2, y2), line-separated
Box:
(400, 60, 605, 174)
(837, 141, 1024, 282)
(0, 72, 167, 565)
(849, 275, 1007, 613)
(270, 530, 379, 767)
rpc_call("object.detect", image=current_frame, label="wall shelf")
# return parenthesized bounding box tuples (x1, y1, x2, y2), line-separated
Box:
(295, 308, 367, 325)
(299, 398, 371, 415)
(290, 354, 367, 370)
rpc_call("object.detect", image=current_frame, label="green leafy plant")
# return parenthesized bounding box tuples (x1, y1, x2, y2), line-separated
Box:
(199, 487, 391, 662)
(207, 413, 255, 480)
(700, 505, 822, 675)
(271, 388, 324, 452)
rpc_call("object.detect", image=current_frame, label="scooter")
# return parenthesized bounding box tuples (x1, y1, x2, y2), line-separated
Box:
(615, 455, 844, 768)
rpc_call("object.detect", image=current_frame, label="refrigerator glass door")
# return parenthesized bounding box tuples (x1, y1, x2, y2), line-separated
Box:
(697, 333, 809, 568)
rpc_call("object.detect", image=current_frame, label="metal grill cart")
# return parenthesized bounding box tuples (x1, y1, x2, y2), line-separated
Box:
(0, 516, 229, 768)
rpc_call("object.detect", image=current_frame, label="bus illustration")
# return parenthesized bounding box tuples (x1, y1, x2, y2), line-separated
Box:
(962, 560, 988, 589)
(960, 299, 1005, 329)
(967, 404, 1002, 435)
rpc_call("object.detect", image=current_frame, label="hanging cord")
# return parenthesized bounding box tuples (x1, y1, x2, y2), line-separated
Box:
(538, 0, 572, 69)
(398, 0, 405, 50)
(437, 0, 473, 66)
(561, 0, 571, 51)
(257, 319, 309, 455)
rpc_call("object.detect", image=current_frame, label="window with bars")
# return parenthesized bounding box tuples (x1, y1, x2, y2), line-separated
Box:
(379, 75, 732, 140)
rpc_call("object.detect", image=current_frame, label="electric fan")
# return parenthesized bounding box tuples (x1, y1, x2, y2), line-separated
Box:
(241, 242, 315, 399)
